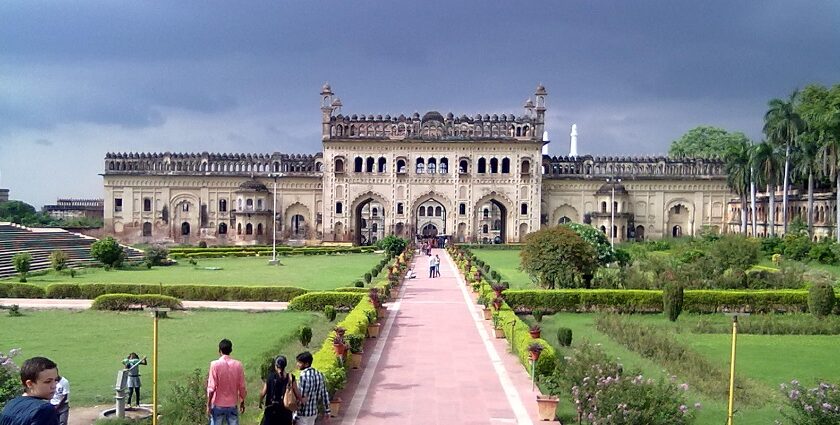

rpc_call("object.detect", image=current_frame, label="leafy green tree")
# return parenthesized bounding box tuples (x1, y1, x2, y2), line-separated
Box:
(375, 235, 407, 257)
(90, 236, 125, 268)
(520, 226, 597, 289)
(669, 126, 751, 159)
(12, 253, 32, 282)
(790, 135, 819, 238)
(724, 138, 751, 234)
(764, 90, 806, 234)
(562, 222, 615, 265)
(801, 84, 840, 241)
(143, 245, 169, 266)
(750, 141, 782, 236)
(49, 250, 68, 271)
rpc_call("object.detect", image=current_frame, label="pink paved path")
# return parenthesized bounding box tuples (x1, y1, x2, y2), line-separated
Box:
(339, 249, 550, 425)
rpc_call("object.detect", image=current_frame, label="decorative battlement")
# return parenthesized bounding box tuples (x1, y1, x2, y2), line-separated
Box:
(542, 155, 726, 179)
(103, 152, 323, 176)
(320, 83, 548, 142)
(47, 199, 104, 208)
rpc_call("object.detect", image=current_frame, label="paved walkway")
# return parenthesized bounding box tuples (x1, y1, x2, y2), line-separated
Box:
(340, 249, 547, 424)
(0, 298, 288, 311)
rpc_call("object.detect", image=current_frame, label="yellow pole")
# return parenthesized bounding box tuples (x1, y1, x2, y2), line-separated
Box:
(726, 316, 738, 425)
(152, 313, 159, 425)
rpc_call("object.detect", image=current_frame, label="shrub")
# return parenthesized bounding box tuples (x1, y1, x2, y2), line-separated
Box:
(91, 294, 183, 310)
(691, 314, 840, 335)
(376, 235, 407, 257)
(495, 304, 556, 377)
(298, 326, 313, 347)
(708, 235, 760, 273)
(562, 222, 616, 265)
(143, 245, 169, 266)
(197, 241, 208, 248)
(354, 280, 364, 288)
(808, 282, 836, 318)
(532, 308, 544, 322)
(783, 233, 812, 261)
(287, 292, 365, 311)
(663, 284, 684, 322)
(49, 250, 69, 271)
(556, 327, 572, 347)
(808, 239, 838, 265)
(324, 305, 337, 321)
(0, 283, 45, 298)
(6, 305, 21, 317)
(90, 236, 126, 268)
(161, 368, 206, 424)
(520, 226, 598, 289)
(12, 253, 31, 282)
(43, 283, 307, 302)
(0, 348, 22, 410)
(779, 380, 840, 425)
(364, 272, 372, 284)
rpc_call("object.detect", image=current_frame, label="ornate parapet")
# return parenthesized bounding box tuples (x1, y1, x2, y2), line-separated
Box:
(541, 155, 726, 180)
(103, 152, 324, 177)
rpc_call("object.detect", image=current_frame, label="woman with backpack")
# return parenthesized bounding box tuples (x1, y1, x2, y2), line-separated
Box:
(258, 355, 301, 425)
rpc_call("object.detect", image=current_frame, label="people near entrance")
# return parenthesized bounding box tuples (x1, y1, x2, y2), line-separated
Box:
(0, 356, 60, 425)
(258, 355, 300, 425)
(49, 375, 69, 425)
(207, 339, 247, 425)
(428, 255, 437, 278)
(122, 353, 147, 407)
(434, 255, 441, 277)
(295, 351, 330, 425)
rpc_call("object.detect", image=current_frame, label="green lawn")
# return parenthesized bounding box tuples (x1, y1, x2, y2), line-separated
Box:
(470, 249, 534, 289)
(535, 313, 840, 425)
(0, 309, 334, 411)
(4, 254, 384, 290)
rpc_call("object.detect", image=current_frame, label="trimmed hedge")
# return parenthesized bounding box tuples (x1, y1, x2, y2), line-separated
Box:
(502, 289, 834, 314)
(287, 292, 365, 311)
(45, 283, 307, 302)
(0, 283, 46, 298)
(496, 305, 557, 377)
(168, 246, 377, 259)
(91, 294, 183, 310)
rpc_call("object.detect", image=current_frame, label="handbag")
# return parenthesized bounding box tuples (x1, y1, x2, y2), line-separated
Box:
(283, 374, 300, 411)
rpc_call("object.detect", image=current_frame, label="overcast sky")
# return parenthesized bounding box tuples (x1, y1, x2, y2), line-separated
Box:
(1, 1, 838, 208)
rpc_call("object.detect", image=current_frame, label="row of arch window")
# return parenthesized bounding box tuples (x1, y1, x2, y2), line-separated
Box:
(336, 157, 531, 175)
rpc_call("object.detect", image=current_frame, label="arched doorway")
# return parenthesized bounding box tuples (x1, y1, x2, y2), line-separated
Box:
(559, 216, 572, 224)
(142, 222, 152, 237)
(355, 200, 385, 245)
(476, 199, 506, 243)
(420, 223, 438, 237)
(518, 223, 529, 242)
(334, 222, 344, 241)
(181, 222, 190, 235)
(290, 214, 306, 238)
(635, 225, 645, 241)
(672, 225, 682, 237)
(666, 203, 691, 238)
(415, 199, 446, 241)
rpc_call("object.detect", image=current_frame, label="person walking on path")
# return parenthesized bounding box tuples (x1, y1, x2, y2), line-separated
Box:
(434, 254, 441, 277)
(207, 339, 247, 425)
(49, 374, 69, 425)
(121, 353, 146, 407)
(295, 351, 330, 425)
(258, 355, 300, 425)
(0, 356, 59, 425)
(428, 255, 436, 278)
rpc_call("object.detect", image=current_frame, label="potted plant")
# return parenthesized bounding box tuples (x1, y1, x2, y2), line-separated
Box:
(365, 310, 380, 338)
(346, 334, 364, 369)
(324, 367, 347, 417)
(491, 281, 508, 297)
(529, 324, 541, 339)
(536, 368, 561, 421)
(332, 327, 347, 356)
(492, 312, 505, 339)
(492, 296, 504, 311)
(527, 341, 544, 361)
(532, 308, 544, 322)
(471, 283, 481, 293)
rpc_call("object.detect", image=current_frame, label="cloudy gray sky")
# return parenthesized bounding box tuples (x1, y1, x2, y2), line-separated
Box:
(1, 1, 838, 207)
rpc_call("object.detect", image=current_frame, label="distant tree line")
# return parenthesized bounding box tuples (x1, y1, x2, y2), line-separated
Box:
(0, 200, 103, 228)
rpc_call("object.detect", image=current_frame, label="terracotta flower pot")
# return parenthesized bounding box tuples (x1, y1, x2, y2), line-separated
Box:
(333, 343, 347, 357)
(482, 308, 492, 320)
(536, 395, 559, 421)
(329, 397, 342, 417)
(529, 350, 541, 361)
(349, 352, 363, 369)
(367, 323, 380, 338)
(529, 330, 541, 339)
(493, 328, 506, 338)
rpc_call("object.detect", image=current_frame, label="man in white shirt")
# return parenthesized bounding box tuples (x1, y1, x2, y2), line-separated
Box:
(50, 375, 70, 425)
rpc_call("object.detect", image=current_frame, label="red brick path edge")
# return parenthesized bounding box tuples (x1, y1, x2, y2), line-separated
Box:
(336, 248, 553, 425)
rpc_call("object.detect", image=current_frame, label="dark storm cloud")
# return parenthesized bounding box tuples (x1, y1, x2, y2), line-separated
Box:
(0, 0, 838, 206)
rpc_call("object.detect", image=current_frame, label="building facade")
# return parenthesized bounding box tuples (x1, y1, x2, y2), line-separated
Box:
(102, 85, 734, 245)
(43, 199, 104, 221)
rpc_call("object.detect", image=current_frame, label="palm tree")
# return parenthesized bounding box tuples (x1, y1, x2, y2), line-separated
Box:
(791, 138, 819, 238)
(750, 141, 782, 236)
(811, 98, 840, 241)
(764, 90, 805, 235)
(726, 141, 751, 234)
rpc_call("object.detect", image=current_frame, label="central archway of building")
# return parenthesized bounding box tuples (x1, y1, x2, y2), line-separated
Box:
(421, 223, 438, 237)
(415, 199, 446, 242)
(354, 198, 385, 245)
(477, 199, 506, 243)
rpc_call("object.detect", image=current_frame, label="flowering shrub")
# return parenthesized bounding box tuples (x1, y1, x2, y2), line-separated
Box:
(779, 379, 840, 424)
(556, 342, 698, 425)
(0, 348, 22, 410)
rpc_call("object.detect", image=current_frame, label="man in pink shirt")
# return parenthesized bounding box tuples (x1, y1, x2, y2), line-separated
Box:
(207, 339, 247, 425)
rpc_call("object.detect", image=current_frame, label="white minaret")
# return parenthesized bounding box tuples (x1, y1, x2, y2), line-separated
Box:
(569, 124, 578, 157)
(542, 131, 549, 155)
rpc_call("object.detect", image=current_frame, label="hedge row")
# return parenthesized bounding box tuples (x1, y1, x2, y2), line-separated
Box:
(45, 283, 307, 302)
(169, 246, 376, 258)
(91, 294, 184, 310)
(287, 292, 365, 311)
(502, 289, 835, 314)
(0, 283, 46, 298)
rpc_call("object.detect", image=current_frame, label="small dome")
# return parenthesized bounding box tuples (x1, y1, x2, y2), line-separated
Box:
(535, 84, 547, 95)
(446, 112, 454, 120)
(412, 112, 420, 119)
(238, 179, 268, 192)
(421, 111, 445, 123)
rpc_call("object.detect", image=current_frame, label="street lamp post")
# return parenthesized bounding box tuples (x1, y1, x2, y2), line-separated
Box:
(269, 174, 279, 265)
(607, 177, 620, 248)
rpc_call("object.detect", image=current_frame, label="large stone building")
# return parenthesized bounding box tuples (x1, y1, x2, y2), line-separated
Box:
(102, 85, 734, 245)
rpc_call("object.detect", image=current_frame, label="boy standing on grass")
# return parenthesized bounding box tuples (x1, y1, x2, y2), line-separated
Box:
(0, 356, 59, 425)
